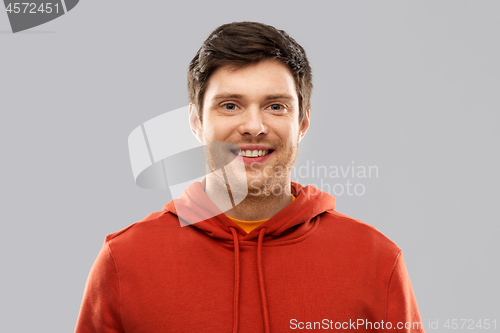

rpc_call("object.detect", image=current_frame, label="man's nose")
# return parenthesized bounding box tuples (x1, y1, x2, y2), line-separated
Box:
(238, 107, 267, 137)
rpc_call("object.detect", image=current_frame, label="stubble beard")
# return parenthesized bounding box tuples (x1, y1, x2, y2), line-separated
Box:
(202, 134, 300, 201)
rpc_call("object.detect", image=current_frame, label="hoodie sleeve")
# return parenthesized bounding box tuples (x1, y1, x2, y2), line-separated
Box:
(75, 240, 125, 333)
(386, 251, 425, 332)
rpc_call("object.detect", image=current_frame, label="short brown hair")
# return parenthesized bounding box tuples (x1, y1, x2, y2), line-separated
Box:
(187, 21, 312, 124)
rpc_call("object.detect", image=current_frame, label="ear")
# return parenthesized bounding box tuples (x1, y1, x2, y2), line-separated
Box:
(189, 103, 204, 144)
(298, 107, 310, 143)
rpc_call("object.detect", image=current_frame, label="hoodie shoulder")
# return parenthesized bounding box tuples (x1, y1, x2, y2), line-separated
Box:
(104, 210, 181, 244)
(320, 210, 401, 255)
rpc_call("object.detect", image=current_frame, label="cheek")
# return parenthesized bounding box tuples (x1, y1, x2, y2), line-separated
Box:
(277, 124, 300, 142)
(204, 121, 233, 140)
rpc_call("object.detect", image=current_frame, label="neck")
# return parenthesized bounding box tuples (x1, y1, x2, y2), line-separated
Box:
(205, 175, 293, 221)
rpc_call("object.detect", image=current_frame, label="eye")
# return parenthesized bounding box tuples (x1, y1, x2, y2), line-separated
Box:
(223, 103, 238, 111)
(268, 104, 286, 112)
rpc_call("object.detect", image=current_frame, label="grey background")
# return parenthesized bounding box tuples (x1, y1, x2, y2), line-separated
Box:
(1, 1, 498, 332)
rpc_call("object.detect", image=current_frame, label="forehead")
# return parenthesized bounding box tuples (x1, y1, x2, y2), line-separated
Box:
(204, 59, 298, 102)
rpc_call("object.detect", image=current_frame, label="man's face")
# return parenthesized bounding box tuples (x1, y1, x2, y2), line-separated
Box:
(189, 59, 310, 196)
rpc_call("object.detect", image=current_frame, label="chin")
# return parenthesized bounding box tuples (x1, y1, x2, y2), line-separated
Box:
(247, 178, 266, 195)
(246, 176, 290, 197)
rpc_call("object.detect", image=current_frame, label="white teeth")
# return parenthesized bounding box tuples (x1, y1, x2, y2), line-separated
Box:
(238, 149, 270, 157)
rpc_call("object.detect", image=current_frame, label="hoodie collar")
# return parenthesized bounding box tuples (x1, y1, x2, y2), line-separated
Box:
(163, 178, 336, 242)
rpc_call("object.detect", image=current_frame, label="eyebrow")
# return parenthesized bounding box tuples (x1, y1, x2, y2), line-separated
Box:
(211, 93, 295, 102)
(212, 93, 245, 101)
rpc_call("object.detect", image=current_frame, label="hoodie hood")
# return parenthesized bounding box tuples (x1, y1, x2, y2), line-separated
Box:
(163, 178, 336, 242)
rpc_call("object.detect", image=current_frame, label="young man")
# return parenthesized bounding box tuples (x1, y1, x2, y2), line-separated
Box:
(75, 22, 424, 332)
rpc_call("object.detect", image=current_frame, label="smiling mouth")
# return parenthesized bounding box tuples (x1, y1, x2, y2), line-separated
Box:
(230, 149, 274, 158)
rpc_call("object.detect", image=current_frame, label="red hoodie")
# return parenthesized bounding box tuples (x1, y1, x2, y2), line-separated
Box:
(75, 180, 424, 332)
